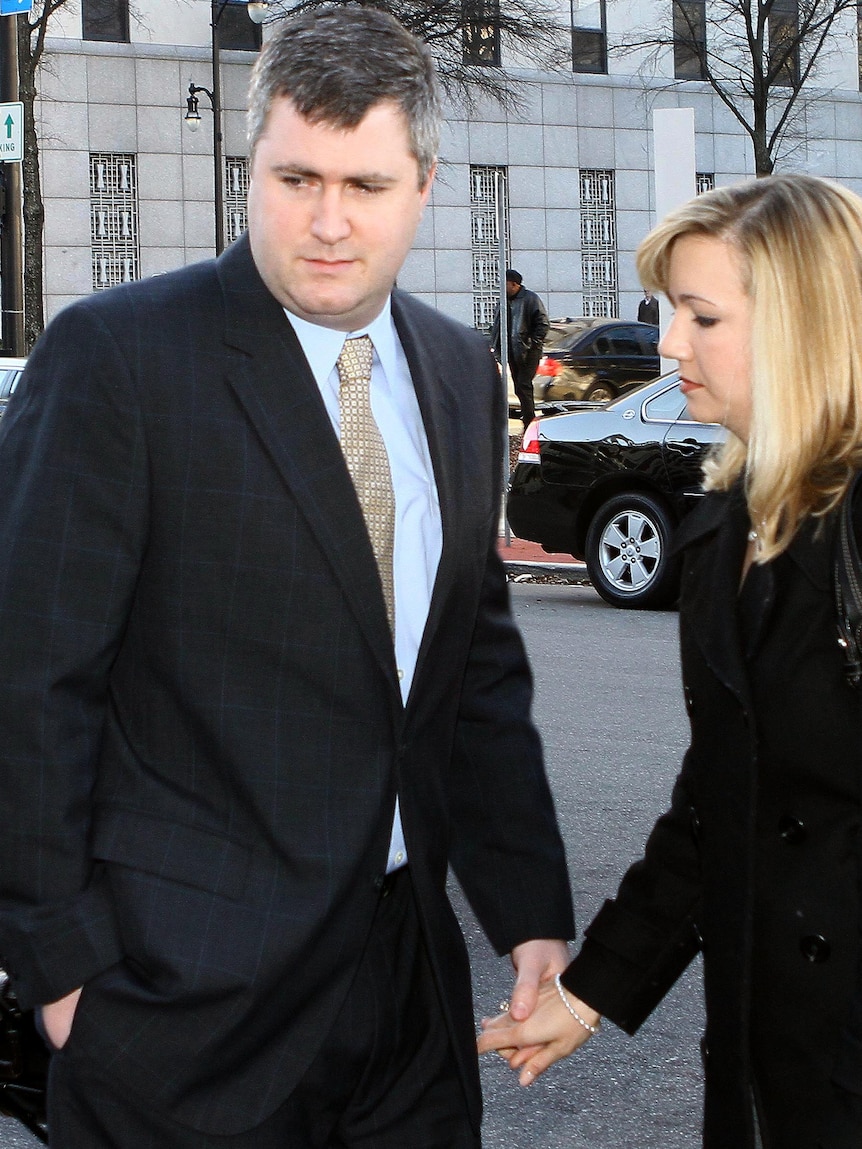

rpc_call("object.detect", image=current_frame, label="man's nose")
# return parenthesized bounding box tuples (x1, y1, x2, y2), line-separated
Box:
(310, 187, 351, 244)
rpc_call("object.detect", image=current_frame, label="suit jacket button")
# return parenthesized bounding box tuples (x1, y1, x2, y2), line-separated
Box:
(778, 815, 806, 844)
(800, 934, 831, 963)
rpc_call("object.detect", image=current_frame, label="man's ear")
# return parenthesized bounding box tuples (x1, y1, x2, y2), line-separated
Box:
(419, 160, 437, 207)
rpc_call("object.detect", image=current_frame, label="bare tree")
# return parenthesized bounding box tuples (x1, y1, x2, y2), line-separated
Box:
(264, 0, 569, 114)
(619, 0, 857, 175)
(13, 0, 69, 349)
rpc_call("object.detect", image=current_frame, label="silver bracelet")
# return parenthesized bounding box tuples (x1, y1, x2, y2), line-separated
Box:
(554, 974, 601, 1036)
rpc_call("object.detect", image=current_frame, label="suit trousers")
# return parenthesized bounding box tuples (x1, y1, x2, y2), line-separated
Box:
(46, 870, 480, 1149)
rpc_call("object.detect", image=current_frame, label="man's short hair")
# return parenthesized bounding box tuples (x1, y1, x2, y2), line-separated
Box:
(247, 6, 441, 187)
(505, 269, 523, 285)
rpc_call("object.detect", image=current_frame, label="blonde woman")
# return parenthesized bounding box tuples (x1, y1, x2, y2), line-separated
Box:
(480, 173, 862, 1148)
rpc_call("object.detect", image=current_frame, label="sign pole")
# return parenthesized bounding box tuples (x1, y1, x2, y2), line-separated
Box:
(0, 12, 24, 355)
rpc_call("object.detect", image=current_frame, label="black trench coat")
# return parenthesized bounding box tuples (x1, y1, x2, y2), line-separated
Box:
(563, 485, 862, 1148)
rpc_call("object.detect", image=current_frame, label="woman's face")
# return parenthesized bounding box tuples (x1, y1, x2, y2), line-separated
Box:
(660, 234, 753, 443)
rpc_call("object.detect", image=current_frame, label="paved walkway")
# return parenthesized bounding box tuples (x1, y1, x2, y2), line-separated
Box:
(496, 530, 586, 570)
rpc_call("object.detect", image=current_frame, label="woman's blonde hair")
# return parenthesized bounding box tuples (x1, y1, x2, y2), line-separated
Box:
(637, 173, 862, 561)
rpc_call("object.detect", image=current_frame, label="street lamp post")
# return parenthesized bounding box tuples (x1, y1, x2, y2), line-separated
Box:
(184, 0, 267, 256)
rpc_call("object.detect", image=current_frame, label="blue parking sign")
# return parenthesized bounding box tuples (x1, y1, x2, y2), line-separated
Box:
(0, 0, 33, 14)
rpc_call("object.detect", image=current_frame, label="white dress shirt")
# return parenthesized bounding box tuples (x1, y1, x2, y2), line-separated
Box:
(285, 302, 443, 872)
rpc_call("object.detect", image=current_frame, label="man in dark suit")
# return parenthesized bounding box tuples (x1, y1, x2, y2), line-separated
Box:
(0, 8, 574, 1146)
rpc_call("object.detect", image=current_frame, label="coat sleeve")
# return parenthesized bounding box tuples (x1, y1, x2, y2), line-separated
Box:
(444, 348, 574, 955)
(560, 754, 703, 1034)
(0, 302, 146, 1008)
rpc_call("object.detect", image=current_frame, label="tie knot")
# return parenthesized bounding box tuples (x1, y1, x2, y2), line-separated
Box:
(337, 335, 374, 386)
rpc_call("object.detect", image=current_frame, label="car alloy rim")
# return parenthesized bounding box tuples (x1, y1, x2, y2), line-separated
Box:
(599, 510, 661, 592)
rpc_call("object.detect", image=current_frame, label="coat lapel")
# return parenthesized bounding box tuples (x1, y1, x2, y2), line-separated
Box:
(675, 487, 753, 707)
(215, 238, 399, 689)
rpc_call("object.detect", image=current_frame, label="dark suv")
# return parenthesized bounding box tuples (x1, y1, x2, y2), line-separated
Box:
(535, 318, 659, 404)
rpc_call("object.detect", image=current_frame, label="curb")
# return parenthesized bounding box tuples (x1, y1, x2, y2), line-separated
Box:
(502, 559, 591, 584)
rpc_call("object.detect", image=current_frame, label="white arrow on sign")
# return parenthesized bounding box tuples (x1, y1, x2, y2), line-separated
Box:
(0, 102, 23, 163)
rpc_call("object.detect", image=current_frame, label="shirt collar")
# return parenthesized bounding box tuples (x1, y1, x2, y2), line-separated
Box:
(284, 300, 399, 391)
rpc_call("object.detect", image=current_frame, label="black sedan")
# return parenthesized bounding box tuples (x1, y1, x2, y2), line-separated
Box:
(507, 373, 725, 609)
(534, 318, 659, 404)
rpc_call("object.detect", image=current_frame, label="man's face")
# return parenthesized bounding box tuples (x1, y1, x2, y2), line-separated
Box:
(505, 280, 521, 299)
(248, 97, 435, 331)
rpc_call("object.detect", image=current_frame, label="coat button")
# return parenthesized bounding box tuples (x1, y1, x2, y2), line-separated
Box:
(800, 934, 831, 963)
(778, 815, 806, 844)
(683, 686, 694, 715)
(689, 806, 702, 842)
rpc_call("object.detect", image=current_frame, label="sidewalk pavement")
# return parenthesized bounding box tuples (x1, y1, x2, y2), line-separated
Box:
(496, 529, 589, 581)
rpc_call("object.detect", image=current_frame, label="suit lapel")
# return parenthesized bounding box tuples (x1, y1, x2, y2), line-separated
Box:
(391, 293, 465, 669)
(215, 238, 399, 687)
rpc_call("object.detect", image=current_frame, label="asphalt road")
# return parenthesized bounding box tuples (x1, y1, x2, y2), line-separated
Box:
(468, 582, 704, 1148)
(0, 582, 704, 1148)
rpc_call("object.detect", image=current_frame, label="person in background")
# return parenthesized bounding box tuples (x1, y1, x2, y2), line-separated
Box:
(479, 173, 862, 1149)
(490, 268, 550, 428)
(637, 288, 659, 325)
(0, 8, 574, 1147)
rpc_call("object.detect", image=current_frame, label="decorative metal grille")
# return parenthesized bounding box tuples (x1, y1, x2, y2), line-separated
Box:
(696, 172, 715, 193)
(469, 165, 510, 331)
(579, 169, 617, 317)
(225, 156, 250, 245)
(90, 153, 139, 290)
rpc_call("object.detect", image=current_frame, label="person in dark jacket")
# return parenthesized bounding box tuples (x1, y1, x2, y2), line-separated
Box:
(490, 269, 550, 427)
(479, 173, 862, 1149)
(637, 288, 659, 325)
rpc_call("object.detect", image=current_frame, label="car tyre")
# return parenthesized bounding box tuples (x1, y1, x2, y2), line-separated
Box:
(585, 492, 680, 609)
(584, 380, 618, 402)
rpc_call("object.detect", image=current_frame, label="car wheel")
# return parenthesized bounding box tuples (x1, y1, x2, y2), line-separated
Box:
(585, 492, 680, 609)
(584, 380, 617, 402)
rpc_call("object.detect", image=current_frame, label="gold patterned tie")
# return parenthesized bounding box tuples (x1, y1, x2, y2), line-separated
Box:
(337, 335, 396, 635)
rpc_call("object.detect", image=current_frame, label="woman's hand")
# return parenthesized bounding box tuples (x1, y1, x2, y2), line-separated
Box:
(477, 977, 601, 1086)
(41, 986, 82, 1051)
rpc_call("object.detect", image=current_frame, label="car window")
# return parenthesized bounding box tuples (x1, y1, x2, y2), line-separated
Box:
(643, 383, 687, 423)
(0, 369, 18, 400)
(609, 335, 641, 356)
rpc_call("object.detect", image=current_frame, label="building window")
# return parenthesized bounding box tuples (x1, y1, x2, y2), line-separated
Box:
(696, 172, 715, 194)
(462, 0, 501, 65)
(579, 169, 617, 318)
(82, 0, 128, 42)
(217, 0, 262, 51)
(571, 0, 606, 73)
(470, 165, 510, 331)
(225, 157, 250, 245)
(673, 0, 707, 80)
(90, 154, 139, 291)
(769, 0, 799, 85)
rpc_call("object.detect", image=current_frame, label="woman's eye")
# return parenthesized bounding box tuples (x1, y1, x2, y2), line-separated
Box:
(694, 315, 718, 328)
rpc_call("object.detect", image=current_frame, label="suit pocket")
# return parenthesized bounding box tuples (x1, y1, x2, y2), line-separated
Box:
(91, 807, 250, 901)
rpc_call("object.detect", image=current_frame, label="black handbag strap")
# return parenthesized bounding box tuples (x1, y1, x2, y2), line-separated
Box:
(835, 470, 862, 687)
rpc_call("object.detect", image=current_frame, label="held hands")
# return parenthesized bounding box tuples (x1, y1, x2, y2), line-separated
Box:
(478, 968, 601, 1086)
(41, 986, 82, 1051)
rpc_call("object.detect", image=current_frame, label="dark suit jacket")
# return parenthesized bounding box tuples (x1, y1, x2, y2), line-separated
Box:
(562, 487, 862, 1148)
(0, 236, 574, 1135)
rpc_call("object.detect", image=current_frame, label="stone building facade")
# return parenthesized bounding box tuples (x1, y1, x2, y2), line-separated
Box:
(36, 0, 862, 327)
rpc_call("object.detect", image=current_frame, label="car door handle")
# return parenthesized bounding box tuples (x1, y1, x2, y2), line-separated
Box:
(667, 438, 701, 456)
